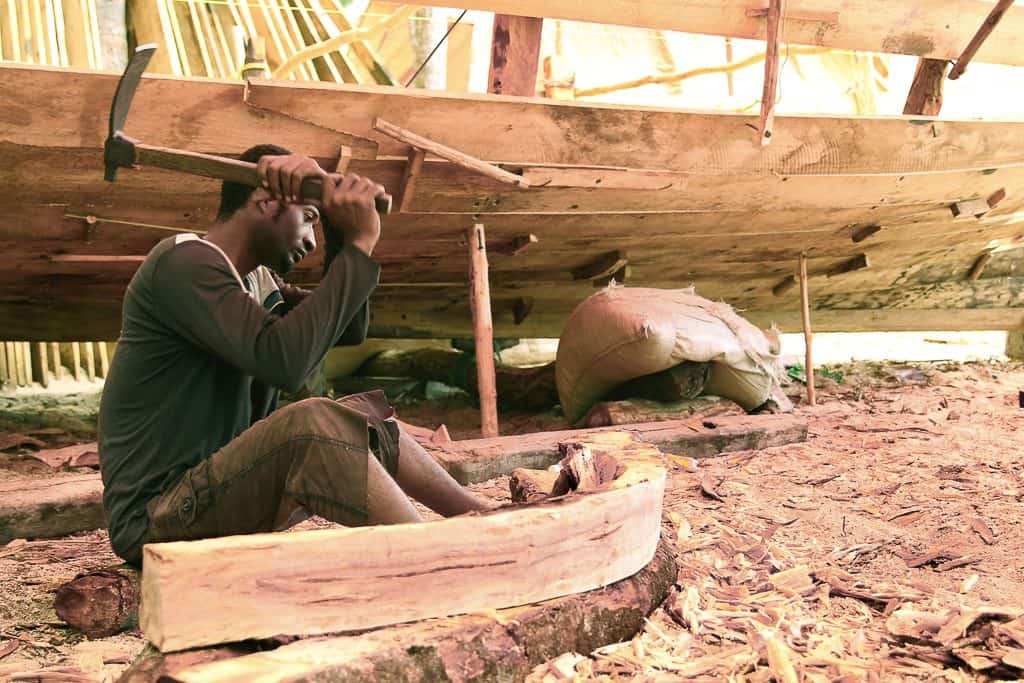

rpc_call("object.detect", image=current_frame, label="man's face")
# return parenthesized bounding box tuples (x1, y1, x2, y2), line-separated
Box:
(253, 193, 319, 274)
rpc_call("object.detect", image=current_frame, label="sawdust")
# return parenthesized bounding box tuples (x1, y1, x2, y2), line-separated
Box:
(2, 360, 1023, 681)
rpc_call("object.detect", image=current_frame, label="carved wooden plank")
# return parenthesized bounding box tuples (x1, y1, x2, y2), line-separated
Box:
(140, 432, 666, 652)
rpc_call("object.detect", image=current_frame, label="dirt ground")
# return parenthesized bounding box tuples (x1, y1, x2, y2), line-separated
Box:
(0, 360, 1022, 681)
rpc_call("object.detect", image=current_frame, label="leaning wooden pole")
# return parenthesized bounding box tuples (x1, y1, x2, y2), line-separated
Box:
(798, 252, 816, 406)
(757, 0, 785, 145)
(948, 0, 1015, 80)
(468, 223, 499, 438)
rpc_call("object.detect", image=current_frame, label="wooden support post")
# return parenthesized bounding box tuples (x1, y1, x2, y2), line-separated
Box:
(799, 252, 816, 406)
(948, 0, 1016, 80)
(72, 342, 83, 381)
(98, 341, 110, 378)
(397, 148, 425, 213)
(487, 14, 543, 96)
(37, 342, 49, 388)
(757, 0, 785, 145)
(542, 54, 575, 99)
(903, 58, 948, 115)
(84, 341, 96, 381)
(0, 342, 7, 387)
(468, 223, 499, 438)
(51, 342, 63, 381)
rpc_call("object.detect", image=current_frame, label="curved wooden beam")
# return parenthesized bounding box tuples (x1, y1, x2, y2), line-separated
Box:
(271, 6, 416, 80)
(139, 432, 667, 652)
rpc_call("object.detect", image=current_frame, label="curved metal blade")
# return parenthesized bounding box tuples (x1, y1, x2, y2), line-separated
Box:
(108, 43, 159, 135)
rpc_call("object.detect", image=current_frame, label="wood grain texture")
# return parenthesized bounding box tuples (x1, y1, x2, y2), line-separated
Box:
(405, 0, 1024, 67)
(468, 223, 499, 437)
(903, 58, 948, 115)
(487, 14, 543, 96)
(142, 530, 678, 683)
(140, 432, 666, 652)
(0, 474, 105, 543)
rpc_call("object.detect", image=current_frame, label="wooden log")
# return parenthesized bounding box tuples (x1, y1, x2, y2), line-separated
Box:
(757, 0, 784, 145)
(609, 362, 711, 402)
(487, 14, 543, 96)
(468, 223, 499, 437)
(71, 341, 83, 381)
(140, 432, 666, 652)
(13, 340, 27, 386)
(799, 252, 816, 405)
(432, 413, 808, 484)
(581, 396, 746, 428)
(5, 343, 19, 386)
(134, 531, 678, 683)
(55, 567, 140, 638)
(0, 342, 7, 386)
(0, 474, 105, 543)
(903, 58, 948, 115)
(948, 0, 1016, 79)
(509, 467, 559, 502)
(21, 341, 32, 384)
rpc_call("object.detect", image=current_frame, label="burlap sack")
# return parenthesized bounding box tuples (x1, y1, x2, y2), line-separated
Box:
(556, 286, 783, 422)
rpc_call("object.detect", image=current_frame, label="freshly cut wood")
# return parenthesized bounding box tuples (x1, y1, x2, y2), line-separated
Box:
(140, 431, 666, 652)
(432, 413, 808, 484)
(509, 467, 559, 502)
(609, 362, 711, 402)
(582, 396, 746, 428)
(0, 474, 105, 543)
(149, 531, 677, 683)
(55, 567, 140, 638)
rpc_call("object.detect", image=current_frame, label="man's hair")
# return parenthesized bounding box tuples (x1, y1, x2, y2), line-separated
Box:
(216, 143, 292, 222)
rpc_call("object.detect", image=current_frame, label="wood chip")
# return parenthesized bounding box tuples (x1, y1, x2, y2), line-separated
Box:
(936, 554, 979, 571)
(1002, 648, 1024, 669)
(969, 517, 996, 544)
(699, 475, 725, 502)
(0, 641, 21, 660)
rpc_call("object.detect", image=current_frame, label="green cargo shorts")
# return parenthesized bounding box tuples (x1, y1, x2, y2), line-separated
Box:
(138, 391, 400, 561)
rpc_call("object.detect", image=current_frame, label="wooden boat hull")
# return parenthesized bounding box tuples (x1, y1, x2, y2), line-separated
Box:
(2, 64, 1023, 339)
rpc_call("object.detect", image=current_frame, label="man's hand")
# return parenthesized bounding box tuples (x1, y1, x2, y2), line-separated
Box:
(320, 173, 384, 256)
(256, 154, 325, 203)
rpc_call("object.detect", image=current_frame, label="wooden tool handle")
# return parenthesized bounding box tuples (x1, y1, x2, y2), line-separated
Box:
(135, 144, 392, 215)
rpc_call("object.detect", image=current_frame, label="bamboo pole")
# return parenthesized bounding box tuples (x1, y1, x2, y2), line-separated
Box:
(272, 5, 415, 80)
(757, 0, 785, 145)
(574, 45, 825, 98)
(72, 342, 83, 381)
(468, 223, 499, 438)
(0, 342, 8, 387)
(799, 252, 816, 406)
(84, 341, 96, 381)
(51, 342, 63, 381)
(36, 342, 48, 387)
(98, 341, 110, 378)
(21, 342, 33, 385)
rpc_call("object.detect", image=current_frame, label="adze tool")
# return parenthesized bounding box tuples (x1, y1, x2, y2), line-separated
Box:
(104, 44, 392, 215)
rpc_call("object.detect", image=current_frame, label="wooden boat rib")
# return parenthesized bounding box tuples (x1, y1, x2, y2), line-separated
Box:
(1, 60, 1023, 339)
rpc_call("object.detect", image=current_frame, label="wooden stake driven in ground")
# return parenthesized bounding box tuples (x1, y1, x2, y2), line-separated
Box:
(799, 252, 816, 405)
(756, 0, 785, 145)
(140, 433, 665, 652)
(468, 223, 499, 438)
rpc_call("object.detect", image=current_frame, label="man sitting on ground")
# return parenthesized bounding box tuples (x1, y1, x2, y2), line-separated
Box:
(98, 145, 493, 566)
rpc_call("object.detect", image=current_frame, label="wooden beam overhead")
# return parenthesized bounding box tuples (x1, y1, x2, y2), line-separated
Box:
(406, 0, 1024, 67)
(487, 14, 543, 96)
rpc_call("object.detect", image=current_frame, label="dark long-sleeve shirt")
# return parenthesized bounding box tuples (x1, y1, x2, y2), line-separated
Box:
(98, 233, 378, 563)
